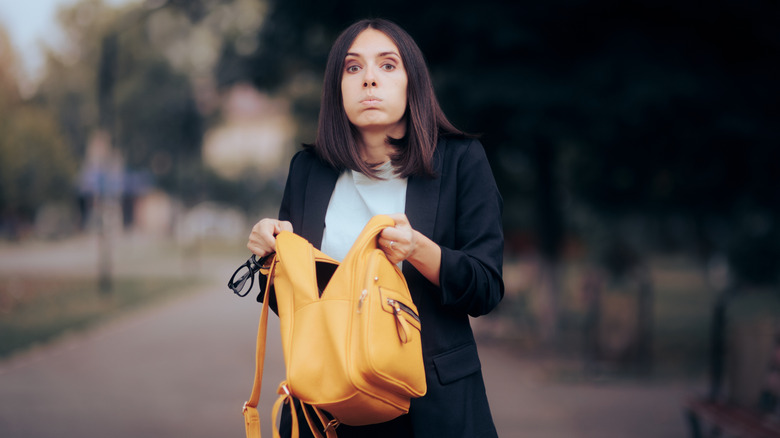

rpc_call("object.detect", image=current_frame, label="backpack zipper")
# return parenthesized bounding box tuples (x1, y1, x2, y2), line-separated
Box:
(386, 298, 420, 323)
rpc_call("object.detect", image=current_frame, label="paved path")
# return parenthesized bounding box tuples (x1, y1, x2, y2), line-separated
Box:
(0, 235, 697, 437)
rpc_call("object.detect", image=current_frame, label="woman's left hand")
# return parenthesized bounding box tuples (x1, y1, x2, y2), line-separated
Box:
(379, 213, 442, 286)
(379, 213, 416, 265)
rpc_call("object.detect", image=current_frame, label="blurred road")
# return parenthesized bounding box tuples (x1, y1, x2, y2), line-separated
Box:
(0, 234, 696, 437)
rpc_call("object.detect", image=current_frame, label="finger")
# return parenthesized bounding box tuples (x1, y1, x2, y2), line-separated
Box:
(247, 218, 283, 257)
(247, 231, 275, 254)
(386, 213, 408, 227)
(377, 236, 391, 250)
(380, 226, 402, 243)
(272, 220, 291, 235)
(279, 221, 294, 233)
(247, 241, 273, 258)
(381, 242, 401, 263)
(386, 256, 402, 265)
(381, 237, 401, 256)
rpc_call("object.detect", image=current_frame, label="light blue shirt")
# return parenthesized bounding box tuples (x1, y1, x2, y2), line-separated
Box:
(321, 162, 407, 262)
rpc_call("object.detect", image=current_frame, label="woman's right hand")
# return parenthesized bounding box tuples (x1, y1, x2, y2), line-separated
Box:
(247, 218, 293, 258)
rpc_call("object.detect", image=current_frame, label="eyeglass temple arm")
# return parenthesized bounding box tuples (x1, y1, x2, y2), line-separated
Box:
(251, 253, 274, 275)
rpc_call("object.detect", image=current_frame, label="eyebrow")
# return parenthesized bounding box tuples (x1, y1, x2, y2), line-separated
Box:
(345, 51, 401, 58)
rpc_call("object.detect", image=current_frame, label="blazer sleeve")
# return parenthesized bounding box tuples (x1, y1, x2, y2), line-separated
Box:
(437, 139, 504, 317)
(254, 150, 307, 306)
(278, 150, 306, 224)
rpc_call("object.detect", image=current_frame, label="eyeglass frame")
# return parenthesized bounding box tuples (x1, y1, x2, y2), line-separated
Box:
(228, 253, 272, 297)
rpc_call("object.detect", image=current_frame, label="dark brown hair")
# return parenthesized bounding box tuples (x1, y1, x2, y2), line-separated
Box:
(311, 18, 465, 178)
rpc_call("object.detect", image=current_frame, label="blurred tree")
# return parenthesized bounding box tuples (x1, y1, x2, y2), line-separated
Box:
(0, 106, 77, 237)
(212, 0, 780, 342)
(218, 0, 778, 223)
(0, 26, 21, 108)
(33, 0, 278, 209)
(33, 0, 218, 206)
(0, 25, 77, 238)
(4, 0, 283, 238)
(35, 0, 114, 161)
(108, 21, 203, 202)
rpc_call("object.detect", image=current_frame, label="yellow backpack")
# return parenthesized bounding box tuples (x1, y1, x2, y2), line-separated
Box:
(242, 215, 427, 438)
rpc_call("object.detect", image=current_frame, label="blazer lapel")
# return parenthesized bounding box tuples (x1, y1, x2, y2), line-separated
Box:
(405, 138, 444, 239)
(302, 158, 339, 249)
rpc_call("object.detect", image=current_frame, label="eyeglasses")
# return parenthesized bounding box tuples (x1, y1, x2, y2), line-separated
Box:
(228, 254, 272, 297)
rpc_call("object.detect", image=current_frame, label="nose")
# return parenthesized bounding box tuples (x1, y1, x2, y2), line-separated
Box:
(363, 66, 377, 88)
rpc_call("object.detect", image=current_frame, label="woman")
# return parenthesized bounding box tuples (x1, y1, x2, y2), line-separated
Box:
(247, 18, 504, 438)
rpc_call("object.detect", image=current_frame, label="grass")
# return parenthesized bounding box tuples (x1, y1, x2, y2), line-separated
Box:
(650, 262, 717, 377)
(480, 255, 730, 381)
(0, 275, 196, 359)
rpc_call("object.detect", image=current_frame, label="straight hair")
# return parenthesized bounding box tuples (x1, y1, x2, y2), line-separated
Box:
(311, 18, 466, 178)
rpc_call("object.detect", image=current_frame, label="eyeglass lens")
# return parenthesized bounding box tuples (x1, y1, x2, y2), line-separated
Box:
(229, 264, 253, 296)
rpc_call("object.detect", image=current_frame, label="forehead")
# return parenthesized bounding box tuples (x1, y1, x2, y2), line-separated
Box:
(346, 28, 399, 55)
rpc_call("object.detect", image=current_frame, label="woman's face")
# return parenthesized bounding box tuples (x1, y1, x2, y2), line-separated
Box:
(341, 28, 408, 139)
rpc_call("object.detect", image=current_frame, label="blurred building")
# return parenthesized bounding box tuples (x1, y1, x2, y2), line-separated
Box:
(202, 82, 293, 180)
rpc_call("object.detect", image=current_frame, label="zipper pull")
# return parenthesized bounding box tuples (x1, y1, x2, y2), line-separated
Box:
(392, 300, 411, 344)
(357, 289, 368, 313)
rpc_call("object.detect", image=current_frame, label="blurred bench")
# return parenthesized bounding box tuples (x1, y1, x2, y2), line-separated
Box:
(686, 399, 779, 438)
(684, 289, 780, 438)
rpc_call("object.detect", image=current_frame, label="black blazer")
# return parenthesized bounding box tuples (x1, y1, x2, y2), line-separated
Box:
(277, 136, 504, 437)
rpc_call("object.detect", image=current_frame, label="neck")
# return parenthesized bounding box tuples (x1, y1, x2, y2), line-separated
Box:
(359, 131, 396, 164)
(357, 121, 406, 164)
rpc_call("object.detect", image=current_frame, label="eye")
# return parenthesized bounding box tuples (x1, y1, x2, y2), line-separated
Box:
(345, 64, 361, 73)
(381, 63, 396, 72)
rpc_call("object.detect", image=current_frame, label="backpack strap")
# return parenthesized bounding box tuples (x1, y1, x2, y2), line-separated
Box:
(271, 383, 300, 438)
(243, 257, 277, 438)
(269, 383, 338, 438)
(301, 402, 339, 438)
(241, 256, 336, 438)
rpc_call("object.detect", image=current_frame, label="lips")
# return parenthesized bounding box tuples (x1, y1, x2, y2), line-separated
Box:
(360, 97, 382, 107)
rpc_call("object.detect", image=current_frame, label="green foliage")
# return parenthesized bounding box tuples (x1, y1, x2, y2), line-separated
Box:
(33, 0, 208, 205)
(35, 0, 116, 160)
(8, 0, 778, 283)
(217, 0, 780, 284)
(728, 225, 780, 287)
(2, 0, 283, 234)
(1, 22, 78, 228)
(113, 54, 202, 184)
(0, 105, 77, 220)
